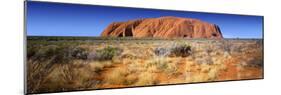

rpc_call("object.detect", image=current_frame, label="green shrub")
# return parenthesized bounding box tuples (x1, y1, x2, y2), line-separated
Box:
(27, 45, 40, 58)
(41, 45, 72, 64)
(29, 45, 89, 64)
(94, 46, 123, 61)
(71, 47, 88, 60)
(170, 44, 191, 57)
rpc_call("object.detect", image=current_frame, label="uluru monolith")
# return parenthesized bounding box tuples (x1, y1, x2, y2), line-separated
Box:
(101, 16, 223, 39)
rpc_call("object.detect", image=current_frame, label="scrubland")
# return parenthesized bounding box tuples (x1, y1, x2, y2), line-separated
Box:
(26, 37, 263, 93)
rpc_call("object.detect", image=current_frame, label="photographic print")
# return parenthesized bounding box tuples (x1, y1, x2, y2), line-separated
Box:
(25, 1, 263, 94)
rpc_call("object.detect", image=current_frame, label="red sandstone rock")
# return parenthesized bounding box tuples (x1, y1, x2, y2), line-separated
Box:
(101, 16, 223, 39)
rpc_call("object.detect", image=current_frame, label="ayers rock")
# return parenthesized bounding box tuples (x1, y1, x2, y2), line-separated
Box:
(101, 16, 223, 39)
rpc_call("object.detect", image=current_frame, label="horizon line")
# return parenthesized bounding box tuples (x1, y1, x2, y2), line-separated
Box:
(26, 35, 263, 39)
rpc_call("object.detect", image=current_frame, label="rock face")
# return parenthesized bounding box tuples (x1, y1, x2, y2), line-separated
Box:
(101, 16, 223, 39)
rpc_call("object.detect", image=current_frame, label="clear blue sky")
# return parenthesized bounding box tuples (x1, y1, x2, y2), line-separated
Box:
(26, 1, 263, 38)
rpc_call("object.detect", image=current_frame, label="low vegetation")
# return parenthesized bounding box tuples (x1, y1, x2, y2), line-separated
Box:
(93, 46, 123, 61)
(27, 36, 263, 93)
(27, 45, 89, 64)
(170, 43, 191, 57)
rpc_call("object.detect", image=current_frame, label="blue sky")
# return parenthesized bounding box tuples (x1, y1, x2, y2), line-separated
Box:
(26, 1, 263, 38)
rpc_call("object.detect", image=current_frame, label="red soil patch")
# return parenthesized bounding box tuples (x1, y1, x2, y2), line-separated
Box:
(217, 57, 262, 81)
(95, 63, 127, 88)
(156, 58, 188, 84)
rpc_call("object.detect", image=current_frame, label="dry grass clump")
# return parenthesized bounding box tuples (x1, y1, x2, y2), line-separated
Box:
(27, 60, 55, 93)
(39, 64, 96, 92)
(145, 57, 175, 73)
(88, 61, 112, 73)
(203, 64, 222, 80)
(104, 68, 129, 85)
(127, 60, 144, 72)
(125, 74, 139, 85)
(135, 71, 157, 86)
(120, 48, 155, 59)
(164, 62, 179, 75)
(27, 61, 99, 93)
(103, 66, 140, 86)
(183, 58, 228, 83)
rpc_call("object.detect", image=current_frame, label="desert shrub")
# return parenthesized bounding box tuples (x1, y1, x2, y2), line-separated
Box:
(47, 46, 73, 64)
(222, 41, 232, 53)
(27, 45, 40, 58)
(29, 45, 89, 64)
(56, 46, 89, 60)
(165, 63, 179, 75)
(170, 44, 191, 57)
(71, 47, 88, 60)
(247, 57, 263, 67)
(32, 45, 67, 63)
(154, 48, 169, 56)
(158, 61, 168, 70)
(91, 46, 123, 61)
(205, 46, 213, 54)
(154, 44, 191, 57)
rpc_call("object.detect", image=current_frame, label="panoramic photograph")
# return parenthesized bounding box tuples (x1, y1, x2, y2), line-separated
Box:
(26, 1, 263, 94)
